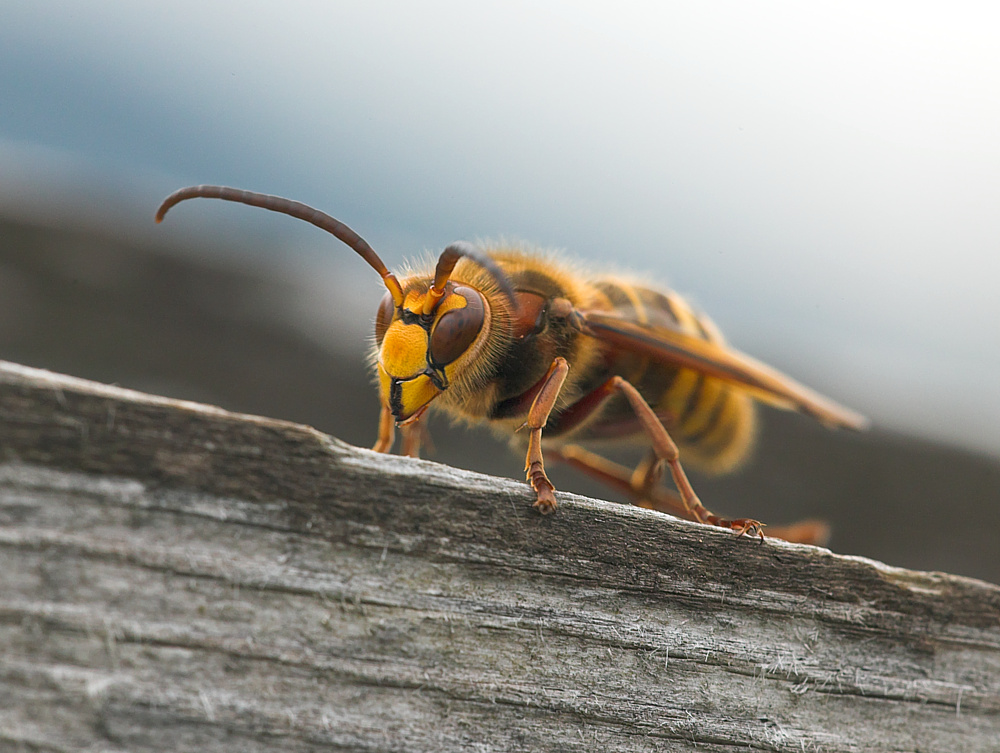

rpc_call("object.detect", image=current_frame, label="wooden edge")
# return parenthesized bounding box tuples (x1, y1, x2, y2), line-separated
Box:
(1, 358, 997, 619)
(2, 358, 1000, 751)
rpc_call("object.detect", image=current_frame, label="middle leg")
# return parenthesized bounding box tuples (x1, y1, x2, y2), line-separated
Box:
(548, 375, 765, 538)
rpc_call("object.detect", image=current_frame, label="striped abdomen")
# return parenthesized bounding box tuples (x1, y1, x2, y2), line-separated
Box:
(570, 279, 757, 474)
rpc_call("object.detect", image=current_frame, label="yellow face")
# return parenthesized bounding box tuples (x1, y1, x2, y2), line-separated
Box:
(375, 285, 486, 423)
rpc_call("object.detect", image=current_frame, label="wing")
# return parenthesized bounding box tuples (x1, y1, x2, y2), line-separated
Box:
(578, 310, 868, 431)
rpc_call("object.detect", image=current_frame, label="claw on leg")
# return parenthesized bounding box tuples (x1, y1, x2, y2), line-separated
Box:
(707, 516, 766, 541)
(526, 460, 557, 514)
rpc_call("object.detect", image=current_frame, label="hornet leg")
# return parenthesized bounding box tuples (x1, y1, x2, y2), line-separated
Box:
(523, 357, 570, 513)
(548, 443, 828, 545)
(547, 375, 764, 539)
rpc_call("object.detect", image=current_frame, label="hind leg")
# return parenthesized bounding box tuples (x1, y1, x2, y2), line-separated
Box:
(548, 443, 829, 545)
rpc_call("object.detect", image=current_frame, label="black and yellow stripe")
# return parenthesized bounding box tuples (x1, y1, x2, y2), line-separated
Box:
(579, 280, 757, 473)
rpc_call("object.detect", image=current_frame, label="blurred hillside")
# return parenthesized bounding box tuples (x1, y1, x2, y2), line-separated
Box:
(1, 211, 998, 585)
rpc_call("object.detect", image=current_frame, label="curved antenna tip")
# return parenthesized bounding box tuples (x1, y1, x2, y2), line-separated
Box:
(153, 184, 403, 304)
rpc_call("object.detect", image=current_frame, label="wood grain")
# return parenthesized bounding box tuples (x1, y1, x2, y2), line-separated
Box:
(1, 360, 998, 751)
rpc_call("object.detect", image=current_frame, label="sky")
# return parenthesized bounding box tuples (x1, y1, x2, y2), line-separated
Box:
(2, 1, 1000, 454)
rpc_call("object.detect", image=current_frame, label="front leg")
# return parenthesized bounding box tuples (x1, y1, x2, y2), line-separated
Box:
(373, 402, 395, 453)
(400, 421, 425, 458)
(523, 357, 570, 513)
(372, 401, 427, 458)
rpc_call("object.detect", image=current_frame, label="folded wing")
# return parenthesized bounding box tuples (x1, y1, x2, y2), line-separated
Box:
(579, 310, 868, 431)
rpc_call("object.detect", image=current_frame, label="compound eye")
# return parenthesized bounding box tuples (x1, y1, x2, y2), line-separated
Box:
(374, 291, 396, 344)
(429, 287, 485, 366)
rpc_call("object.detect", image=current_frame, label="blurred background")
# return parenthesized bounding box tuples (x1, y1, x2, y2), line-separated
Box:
(2, 1, 999, 582)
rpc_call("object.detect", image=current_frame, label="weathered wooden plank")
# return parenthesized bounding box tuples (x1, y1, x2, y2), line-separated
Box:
(1, 359, 998, 751)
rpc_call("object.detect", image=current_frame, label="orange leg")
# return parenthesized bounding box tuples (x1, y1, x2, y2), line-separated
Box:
(757, 519, 831, 547)
(615, 377, 765, 538)
(373, 402, 395, 453)
(547, 374, 764, 538)
(630, 449, 666, 501)
(401, 421, 424, 458)
(523, 357, 570, 513)
(548, 444, 692, 519)
(372, 402, 428, 458)
(548, 443, 828, 545)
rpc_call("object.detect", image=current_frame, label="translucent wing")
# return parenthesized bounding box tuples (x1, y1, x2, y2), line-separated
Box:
(579, 310, 868, 430)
